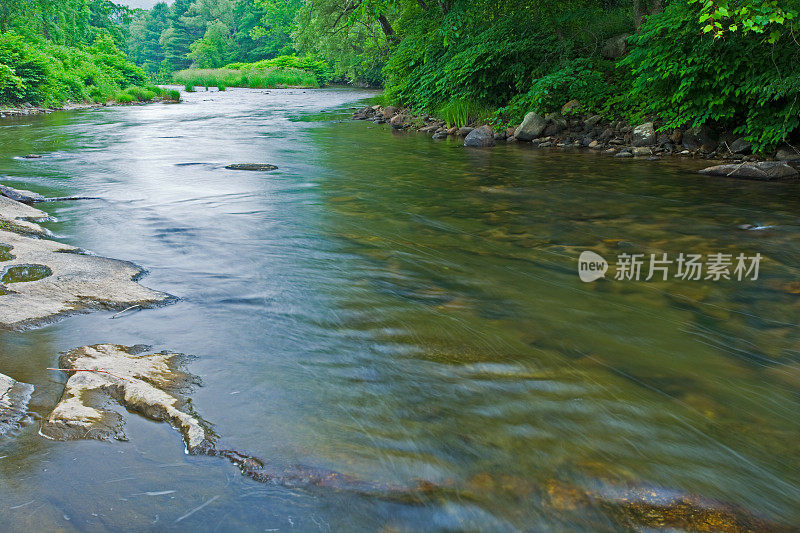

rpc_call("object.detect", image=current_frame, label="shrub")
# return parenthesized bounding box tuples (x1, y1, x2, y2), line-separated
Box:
(622, 1, 800, 152)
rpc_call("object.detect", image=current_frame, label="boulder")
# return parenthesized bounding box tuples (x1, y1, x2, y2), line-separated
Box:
(382, 106, 397, 119)
(699, 161, 799, 180)
(464, 126, 496, 147)
(545, 113, 567, 131)
(514, 112, 547, 141)
(390, 114, 405, 129)
(632, 147, 652, 156)
(601, 34, 631, 59)
(683, 126, 718, 152)
(588, 140, 602, 149)
(632, 122, 656, 146)
(0, 373, 33, 438)
(729, 137, 752, 154)
(432, 131, 448, 140)
(598, 128, 614, 142)
(584, 115, 602, 129)
(615, 151, 633, 158)
(457, 126, 474, 137)
(670, 129, 683, 145)
(776, 147, 800, 162)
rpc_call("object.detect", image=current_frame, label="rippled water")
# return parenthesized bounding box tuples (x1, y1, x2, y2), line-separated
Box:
(0, 88, 799, 531)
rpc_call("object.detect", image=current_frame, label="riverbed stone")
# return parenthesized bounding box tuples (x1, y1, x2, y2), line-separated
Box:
(381, 106, 397, 119)
(225, 164, 278, 171)
(632, 122, 656, 146)
(699, 161, 799, 180)
(0, 372, 33, 438)
(615, 151, 633, 158)
(464, 126, 496, 147)
(514, 112, 547, 141)
(390, 114, 405, 129)
(632, 146, 652, 156)
(43, 344, 212, 452)
(457, 126, 474, 136)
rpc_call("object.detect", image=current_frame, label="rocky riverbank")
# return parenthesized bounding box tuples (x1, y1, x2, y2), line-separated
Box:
(0, 95, 179, 119)
(353, 104, 800, 179)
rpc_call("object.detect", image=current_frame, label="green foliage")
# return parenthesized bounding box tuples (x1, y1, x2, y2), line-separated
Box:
(184, 83, 195, 92)
(691, 0, 798, 42)
(622, 0, 800, 151)
(498, 58, 616, 124)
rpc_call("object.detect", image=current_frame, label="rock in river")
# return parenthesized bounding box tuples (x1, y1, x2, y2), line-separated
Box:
(0, 196, 170, 329)
(0, 372, 33, 438)
(0, 184, 46, 204)
(699, 161, 799, 180)
(225, 164, 278, 171)
(43, 344, 212, 452)
(464, 125, 496, 147)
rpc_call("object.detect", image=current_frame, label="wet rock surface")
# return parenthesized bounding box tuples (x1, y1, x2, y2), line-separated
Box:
(225, 163, 278, 171)
(699, 161, 799, 180)
(0, 196, 170, 329)
(43, 344, 211, 451)
(0, 372, 33, 438)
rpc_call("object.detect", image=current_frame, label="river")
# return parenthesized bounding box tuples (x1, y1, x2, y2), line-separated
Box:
(0, 88, 799, 530)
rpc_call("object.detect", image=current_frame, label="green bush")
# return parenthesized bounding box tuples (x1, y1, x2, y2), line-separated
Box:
(0, 31, 154, 107)
(622, 1, 800, 151)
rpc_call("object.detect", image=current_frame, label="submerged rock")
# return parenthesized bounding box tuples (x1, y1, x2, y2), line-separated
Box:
(43, 344, 211, 452)
(225, 164, 278, 171)
(464, 125, 496, 147)
(699, 161, 799, 180)
(0, 372, 33, 438)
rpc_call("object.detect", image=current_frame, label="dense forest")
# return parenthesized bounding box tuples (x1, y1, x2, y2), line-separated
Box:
(1, 0, 799, 151)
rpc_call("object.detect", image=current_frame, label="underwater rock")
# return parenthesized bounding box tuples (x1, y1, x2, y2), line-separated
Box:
(42, 344, 211, 452)
(225, 164, 278, 171)
(0, 372, 33, 438)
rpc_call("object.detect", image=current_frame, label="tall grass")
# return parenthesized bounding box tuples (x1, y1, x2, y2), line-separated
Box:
(436, 99, 494, 127)
(172, 67, 318, 89)
(114, 85, 180, 103)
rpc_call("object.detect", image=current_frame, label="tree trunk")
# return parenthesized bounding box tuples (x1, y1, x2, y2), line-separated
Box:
(377, 14, 397, 41)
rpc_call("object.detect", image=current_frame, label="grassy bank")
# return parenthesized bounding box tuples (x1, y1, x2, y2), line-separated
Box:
(172, 55, 332, 89)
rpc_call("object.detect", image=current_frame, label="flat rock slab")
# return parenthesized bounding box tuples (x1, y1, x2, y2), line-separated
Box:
(0, 196, 169, 329)
(0, 372, 33, 438)
(225, 164, 278, 171)
(43, 344, 211, 452)
(0, 184, 45, 204)
(699, 161, 799, 180)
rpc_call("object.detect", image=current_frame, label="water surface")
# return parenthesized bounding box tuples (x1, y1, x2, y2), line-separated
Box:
(0, 88, 799, 530)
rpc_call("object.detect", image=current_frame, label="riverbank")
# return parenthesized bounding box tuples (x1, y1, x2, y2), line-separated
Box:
(355, 104, 800, 174)
(0, 93, 180, 119)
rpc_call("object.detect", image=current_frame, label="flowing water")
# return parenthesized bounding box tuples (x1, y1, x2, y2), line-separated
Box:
(0, 88, 799, 531)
